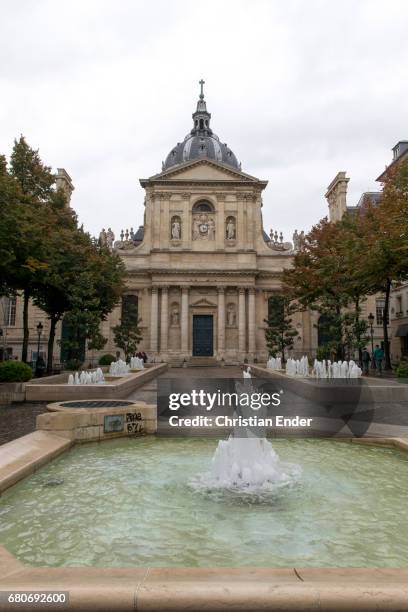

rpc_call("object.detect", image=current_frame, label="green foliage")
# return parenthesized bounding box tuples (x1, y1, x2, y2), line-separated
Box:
(316, 346, 330, 361)
(113, 298, 143, 361)
(0, 361, 32, 382)
(0, 135, 126, 370)
(396, 363, 408, 379)
(98, 354, 115, 366)
(342, 310, 369, 359)
(10, 136, 54, 201)
(65, 359, 83, 372)
(57, 245, 125, 366)
(264, 295, 298, 362)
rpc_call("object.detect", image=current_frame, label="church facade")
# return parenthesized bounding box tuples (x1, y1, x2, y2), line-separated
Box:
(1, 85, 320, 366)
(104, 85, 317, 365)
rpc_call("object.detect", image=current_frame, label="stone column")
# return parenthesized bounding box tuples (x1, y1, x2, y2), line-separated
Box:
(160, 286, 168, 354)
(217, 287, 225, 356)
(238, 287, 246, 355)
(181, 287, 189, 355)
(150, 287, 159, 353)
(248, 287, 256, 355)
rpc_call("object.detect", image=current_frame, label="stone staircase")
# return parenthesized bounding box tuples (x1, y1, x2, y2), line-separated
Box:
(187, 356, 218, 367)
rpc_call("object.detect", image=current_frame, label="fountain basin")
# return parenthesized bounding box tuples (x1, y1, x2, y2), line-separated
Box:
(36, 399, 157, 442)
(24, 363, 167, 402)
(1, 437, 408, 568)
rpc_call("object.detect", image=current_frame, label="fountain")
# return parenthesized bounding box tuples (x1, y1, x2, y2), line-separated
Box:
(285, 355, 309, 377)
(130, 356, 144, 370)
(109, 359, 130, 377)
(193, 436, 301, 493)
(312, 359, 362, 379)
(68, 368, 105, 385)
(192, 376, 301, 494)
(266, 356, 282, 370)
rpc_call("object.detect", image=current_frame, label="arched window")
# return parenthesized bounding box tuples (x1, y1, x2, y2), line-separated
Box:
(192, 200, 213, 213)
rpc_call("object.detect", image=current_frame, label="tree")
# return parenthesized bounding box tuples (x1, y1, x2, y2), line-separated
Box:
(0, 155, 23, 296)
(0, 135, 127, 370)
(9, 136, 54, 201)
(113, 296, 143, 361)
(34, 228, 126, 372)
(284, 215, 374, 361)
(264, 294, 298, 362)
(4, 137, 57, 361)
(284, 219, 351, 359)
(357, 159, 408, 369)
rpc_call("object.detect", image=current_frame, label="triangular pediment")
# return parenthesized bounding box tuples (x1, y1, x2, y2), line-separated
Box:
(142, 159, 263, 184)
(190, 297, 217, 308)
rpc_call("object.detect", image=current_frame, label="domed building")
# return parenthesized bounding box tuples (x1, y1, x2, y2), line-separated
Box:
(0, 83, 320, 366)
(162, 81, 240, 172)
(103, 82, 315, 365)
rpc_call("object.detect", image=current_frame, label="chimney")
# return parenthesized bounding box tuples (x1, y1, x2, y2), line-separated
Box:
(55, 168, 74, 207)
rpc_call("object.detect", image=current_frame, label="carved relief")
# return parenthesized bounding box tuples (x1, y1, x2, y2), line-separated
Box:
(226, 303, 237, 327)
(225, 216, 236, 240)
(170, 215, 182, 241)
(192, 213, 215, 240)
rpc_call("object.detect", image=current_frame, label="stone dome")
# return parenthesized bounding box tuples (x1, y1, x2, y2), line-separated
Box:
(162, 81, 241, 172)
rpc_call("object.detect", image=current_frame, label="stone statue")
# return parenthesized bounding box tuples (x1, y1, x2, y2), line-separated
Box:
(226, 217, 236, 240)
(171, 307, 179, 326)
(99, 228, 107, 247)
(192, 218, 200, 240)
(292, 229, 299, 251)
(208, 217, 215, 240)
(299, 230, 305, 248)
(227, 305, 236, 326)
(106, 228, 115, 249)
(171, 218, 181, 240)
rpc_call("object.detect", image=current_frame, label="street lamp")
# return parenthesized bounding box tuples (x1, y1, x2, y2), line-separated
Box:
(368, 312, 375, 360)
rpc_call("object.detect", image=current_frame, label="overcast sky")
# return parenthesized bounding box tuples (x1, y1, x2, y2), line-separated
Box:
(1, 0, 407, 242)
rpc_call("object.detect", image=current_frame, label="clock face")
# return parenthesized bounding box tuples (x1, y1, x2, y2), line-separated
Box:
(199, 223, 208, 235)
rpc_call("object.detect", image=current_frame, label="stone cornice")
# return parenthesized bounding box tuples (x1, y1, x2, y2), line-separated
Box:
(142, 180, 267, 190)
(140, 158, 268, 186)
(127, 269, 260, 277)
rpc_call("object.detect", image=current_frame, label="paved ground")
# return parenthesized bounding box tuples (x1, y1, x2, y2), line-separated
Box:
(0, 365, 405, 446)
(0, 402, 47, 446)
(125, 365, 243, 404)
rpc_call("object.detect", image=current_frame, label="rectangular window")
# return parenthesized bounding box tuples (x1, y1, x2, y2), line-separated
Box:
(396, 295, 403, 315)
(121, 295, 138, 324)
(4, 297, 16, 327)
(376, 298, 389, 326)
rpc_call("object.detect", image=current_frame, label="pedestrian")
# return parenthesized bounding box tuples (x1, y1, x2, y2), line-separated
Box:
(373, 344, 384, 376)
(362, 347, 371, 375)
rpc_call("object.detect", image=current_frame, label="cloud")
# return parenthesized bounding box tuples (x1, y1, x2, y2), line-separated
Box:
(1, 0, 407, 241)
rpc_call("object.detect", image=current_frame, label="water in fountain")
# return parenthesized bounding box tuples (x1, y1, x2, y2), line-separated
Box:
(286, 356, 309, 377)
(267, 356, 282, 370)
(130, 356, 144, 370)
(312, 359, 362, 379)
(191, 377, 301, 497)
(109, 359, 130, 376)
(68, 368, 105, 385)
